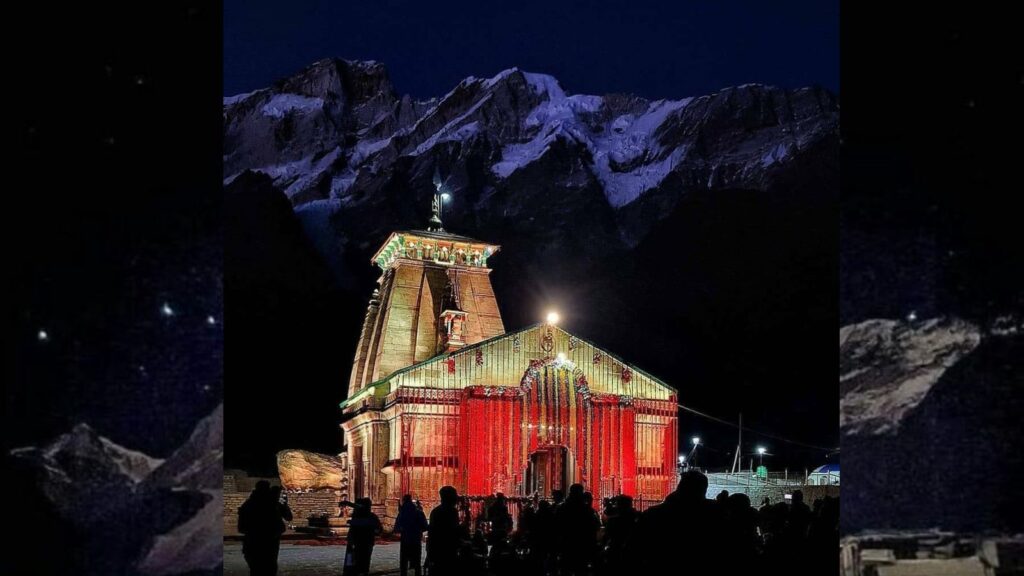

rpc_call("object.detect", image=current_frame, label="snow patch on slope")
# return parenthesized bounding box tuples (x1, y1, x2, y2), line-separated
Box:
(101, 438, 165, 483)
(523, 72, 566, 100)
(491, 88, 692, 207)
(223, 90, 259, 106)
(261, 94, 324, 118)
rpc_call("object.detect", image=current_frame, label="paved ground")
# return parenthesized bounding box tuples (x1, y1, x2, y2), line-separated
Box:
(225, 541, 417, 576)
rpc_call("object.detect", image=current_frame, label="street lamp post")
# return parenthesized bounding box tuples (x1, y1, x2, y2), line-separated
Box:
(757, 446, 767, 469)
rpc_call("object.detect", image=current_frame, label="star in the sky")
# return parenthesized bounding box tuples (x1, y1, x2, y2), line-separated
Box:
(206, 315, 217, 325)
(161, 302, 175, 317)
(906, 311, 918, 322)
(37, 329, 49, 342)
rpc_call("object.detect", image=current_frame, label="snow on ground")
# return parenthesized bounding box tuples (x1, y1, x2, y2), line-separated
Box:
(224, 541, 416, 576)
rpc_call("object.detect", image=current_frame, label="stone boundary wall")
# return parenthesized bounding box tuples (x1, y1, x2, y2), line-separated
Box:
(223, 471, 341, 536)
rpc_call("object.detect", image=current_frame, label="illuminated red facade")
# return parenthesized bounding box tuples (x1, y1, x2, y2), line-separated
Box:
(340, 224, 677, 519)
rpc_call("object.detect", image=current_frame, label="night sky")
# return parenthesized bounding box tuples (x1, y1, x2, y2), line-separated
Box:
(224, 0, 838, 100)
(6, 3, 223, 458)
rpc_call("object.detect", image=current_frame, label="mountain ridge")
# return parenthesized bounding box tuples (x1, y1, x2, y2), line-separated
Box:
(224, 58, 837, 233)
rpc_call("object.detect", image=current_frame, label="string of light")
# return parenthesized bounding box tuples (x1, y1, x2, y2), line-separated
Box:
(676, 403, 836, 453)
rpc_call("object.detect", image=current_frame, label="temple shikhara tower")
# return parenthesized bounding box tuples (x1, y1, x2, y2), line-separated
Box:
(340, 183, 678, 520)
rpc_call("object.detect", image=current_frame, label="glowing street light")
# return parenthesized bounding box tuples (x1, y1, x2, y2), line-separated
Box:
(37, 329, 49, 342)
(546, 311, 560, 325)
(689, 436, 701, 468)
(678, 455, 686, 465)
(757, 446, 767, 468)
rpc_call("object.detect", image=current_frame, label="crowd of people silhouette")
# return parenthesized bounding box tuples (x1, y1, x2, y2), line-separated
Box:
(238, 470, 838, 575)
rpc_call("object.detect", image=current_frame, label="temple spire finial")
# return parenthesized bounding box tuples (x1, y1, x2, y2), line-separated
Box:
(429, 167, 449, 232)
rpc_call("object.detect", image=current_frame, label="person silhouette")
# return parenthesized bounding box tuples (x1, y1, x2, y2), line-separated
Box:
(625, 470, 722, 574)
(787, 490, 812, 540)
(344, 497, 382, 576)
(532, 499, 556, 575)
(601, 494, 638, 574)
(722, 492, 758, 573)
(427, 486, 463, 575)
(552, 489, 565, 509)
(394, 495, 429, 576)
(238, 480, 291, 576)
(269, 486, 293, 574)
(487, 492, 513, 546)
(555, 484, 600, 576)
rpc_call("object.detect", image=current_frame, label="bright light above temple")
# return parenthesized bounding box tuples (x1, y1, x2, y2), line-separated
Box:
(557, 352, 567, 362)
(161, 302, 175, 317)
(441, 193, 451, 201)
(37, 329, 48, 342)
(757, 446, 767, 455)
(678, 455, 685, 464)
(692, 436, 701, 445)
(546, 311, 560, 324)
(906, 310, 917, 322)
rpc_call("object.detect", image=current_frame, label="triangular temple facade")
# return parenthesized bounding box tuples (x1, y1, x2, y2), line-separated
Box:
(340, 207, 678, 523)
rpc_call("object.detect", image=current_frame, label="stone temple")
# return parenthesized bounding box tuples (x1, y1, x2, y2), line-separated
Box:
(339, 191, 678, 521)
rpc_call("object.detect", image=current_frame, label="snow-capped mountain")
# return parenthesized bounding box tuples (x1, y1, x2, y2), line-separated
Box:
(840, 318, 982, 436)
(7, 404, 223, 575)
(10, 423, 164, 525)
(224, 58, 837, 250)
(840, 317, 1024, 534)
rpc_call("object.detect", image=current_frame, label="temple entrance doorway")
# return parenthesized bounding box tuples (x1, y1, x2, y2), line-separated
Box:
(525, 445, 571, 498)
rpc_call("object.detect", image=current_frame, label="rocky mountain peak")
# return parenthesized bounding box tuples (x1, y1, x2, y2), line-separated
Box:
(839, 317, 982, 436)
(275, 57, 395, 104)
(145, 403, 223, 491)
(224, 57, 837, 221)
(8, 404, 223, 574)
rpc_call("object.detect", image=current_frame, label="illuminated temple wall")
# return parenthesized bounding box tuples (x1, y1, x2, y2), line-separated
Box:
(341, 324, 678, 514)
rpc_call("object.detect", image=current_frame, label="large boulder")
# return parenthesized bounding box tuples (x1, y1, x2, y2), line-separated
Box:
(277, 449, 346, 490)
